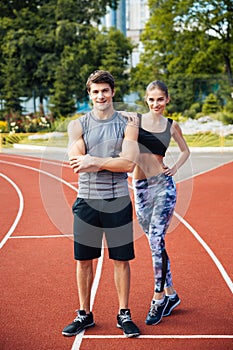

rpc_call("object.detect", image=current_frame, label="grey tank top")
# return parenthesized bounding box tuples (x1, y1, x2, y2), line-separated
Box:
(77, 111, 129, 199)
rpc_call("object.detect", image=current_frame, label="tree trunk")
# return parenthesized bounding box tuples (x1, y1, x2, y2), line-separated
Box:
(39, 95, 45, 116)
(224, 54, 233, 87)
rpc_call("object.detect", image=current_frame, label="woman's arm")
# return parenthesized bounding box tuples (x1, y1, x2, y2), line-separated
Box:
(163, 121, 190, 176)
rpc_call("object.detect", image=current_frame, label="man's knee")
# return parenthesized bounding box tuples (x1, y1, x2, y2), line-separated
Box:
(114, 260, 130, 270)
(76, 259, 92, 270)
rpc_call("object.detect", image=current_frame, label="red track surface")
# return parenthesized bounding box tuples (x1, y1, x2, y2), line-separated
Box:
(0, 154, 232, 350)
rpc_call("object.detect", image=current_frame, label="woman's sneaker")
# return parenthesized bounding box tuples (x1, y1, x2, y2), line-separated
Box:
(163, 294, 181, 316)
(145, 296, 169, 325)
(62, 310, 95, 336)
(117, 309, 140, 338)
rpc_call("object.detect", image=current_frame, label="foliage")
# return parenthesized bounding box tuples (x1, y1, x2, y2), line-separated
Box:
(98, 28, 134, 100)
(130, 0, 233, 111)
(4, 113, 51, 133)
(51, 114, 79, 132)
(224, 99, 233, 113)
(48, 26, 133, 117)
(0, 0, 134, 118)
(1, 0, 233, 122)
(0, 120, 8, 132)
(202, 93, 221, 114)
(1, 133, 23, 145)
(217, 112, 233, 125)
(179, 132, 225, 147)
(183, 102, 202, 119)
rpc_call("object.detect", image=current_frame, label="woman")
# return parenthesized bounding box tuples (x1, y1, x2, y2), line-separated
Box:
(133, 80, 190, 325)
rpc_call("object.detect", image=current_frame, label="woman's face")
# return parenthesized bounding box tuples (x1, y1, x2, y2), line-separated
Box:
(146, 87, 170, 115)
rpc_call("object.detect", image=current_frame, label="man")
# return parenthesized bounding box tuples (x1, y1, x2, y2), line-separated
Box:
(62, 70, 140, 338)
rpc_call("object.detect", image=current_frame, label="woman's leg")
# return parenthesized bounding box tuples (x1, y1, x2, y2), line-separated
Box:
(148, 187, 176, 297)
(134, 175, 177, 324)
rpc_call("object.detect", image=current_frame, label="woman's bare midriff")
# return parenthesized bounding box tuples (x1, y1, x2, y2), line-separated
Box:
(134, 153, 164, 180)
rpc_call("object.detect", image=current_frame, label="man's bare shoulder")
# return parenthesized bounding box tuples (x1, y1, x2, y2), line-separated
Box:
(67, 119, 83, 141)
(68, 118, 81, 130)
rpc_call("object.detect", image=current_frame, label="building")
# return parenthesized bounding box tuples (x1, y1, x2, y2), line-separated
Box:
(126, 0, 149, 66)
(102, 0, 150, 66)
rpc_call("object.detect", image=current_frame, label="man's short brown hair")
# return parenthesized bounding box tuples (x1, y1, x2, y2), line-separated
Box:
(86, 70, 115, 92)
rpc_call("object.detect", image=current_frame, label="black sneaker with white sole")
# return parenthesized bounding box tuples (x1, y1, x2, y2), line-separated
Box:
(117, 309, 140, 338)
(145, 296, 169, 325)
(163, 294, 181, 316)
(62, 310, 95, 336)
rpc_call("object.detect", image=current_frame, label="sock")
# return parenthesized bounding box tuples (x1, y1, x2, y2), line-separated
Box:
(167, 292, 177, 299)
(153, 296, 165, 305)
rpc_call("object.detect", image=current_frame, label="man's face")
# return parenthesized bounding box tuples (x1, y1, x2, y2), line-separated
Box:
(88, 83, 115, 111)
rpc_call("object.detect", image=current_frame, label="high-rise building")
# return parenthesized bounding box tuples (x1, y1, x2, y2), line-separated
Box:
(126, 0, 149, 66)
(101, 0, 127, 36)
(102, 0, 150, 66)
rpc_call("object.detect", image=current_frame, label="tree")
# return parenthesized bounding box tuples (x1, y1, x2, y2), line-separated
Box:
(184, 0, 233, 86)
(131, 0, 233, 111)
(0, 1, 56, 115)
(49, 64, 77, 118)
(0, 0, 126, 117)
(1, 58, 24, 113)
(202, 93, 221, 114)
(49, 24, 133, 116)
(98, 27, 134, 101)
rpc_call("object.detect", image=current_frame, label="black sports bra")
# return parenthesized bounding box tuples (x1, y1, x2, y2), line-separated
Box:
(138, 115, 173, 156)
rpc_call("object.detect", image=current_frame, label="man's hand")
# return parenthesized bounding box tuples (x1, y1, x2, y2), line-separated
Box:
(69, 155, 100, 173)
(119, 111, 139, 127)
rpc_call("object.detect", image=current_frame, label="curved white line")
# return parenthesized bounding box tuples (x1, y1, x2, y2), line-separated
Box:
(128, 193, 233, 293)
(0, 173, 24, 249)
(0, 159, 104, 349)
(1, 158, 233, 344)
(174, 211, 233, 294)
(0, 159, 77, 192)
(1, 153, 70, 167)
(177, 159, 233, 183)
(71, 246, 104, 350)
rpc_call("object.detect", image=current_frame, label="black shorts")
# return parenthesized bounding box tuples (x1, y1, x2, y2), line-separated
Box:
(72, 196, 135, 261)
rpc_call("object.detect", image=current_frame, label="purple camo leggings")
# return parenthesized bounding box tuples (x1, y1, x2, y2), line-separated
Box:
(133, 173, 177, 293)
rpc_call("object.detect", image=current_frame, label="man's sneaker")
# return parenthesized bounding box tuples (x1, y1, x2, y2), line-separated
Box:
(145, 296, 169, 325)
(117, 309, 140, 338)
(62, 310, 95, 336)
(163, 294, 181, 316)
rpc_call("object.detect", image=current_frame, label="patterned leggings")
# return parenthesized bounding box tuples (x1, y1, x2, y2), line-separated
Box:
(133, 173, 176, 293)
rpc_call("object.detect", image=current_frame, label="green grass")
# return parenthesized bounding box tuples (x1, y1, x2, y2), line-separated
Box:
(172, 133, 233, 147)
(19, 133, 68, 148)
(0, 132, 68, 148)
(1, 132, 233, 148)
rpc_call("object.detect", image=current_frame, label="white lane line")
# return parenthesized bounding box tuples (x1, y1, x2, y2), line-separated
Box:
(0, 173, 24, 249)
(1, 159, 104, 350)
(0, 159, 77, 246)
(174, 211, 233, 294)
(2, 158, 233, 345)
(82, 334, 233, 339)
(9, 235, 73, 239)
(71, 246, 105, 350)
(1, 153, 70, 167)
(174, 159, 233, 183)
(0, 159, 77, 247)
(130, 181, 233, 294)
(0, 159, 77, 192)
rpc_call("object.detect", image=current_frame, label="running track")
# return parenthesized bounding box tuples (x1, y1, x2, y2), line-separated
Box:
(0, 152, 232, 350)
